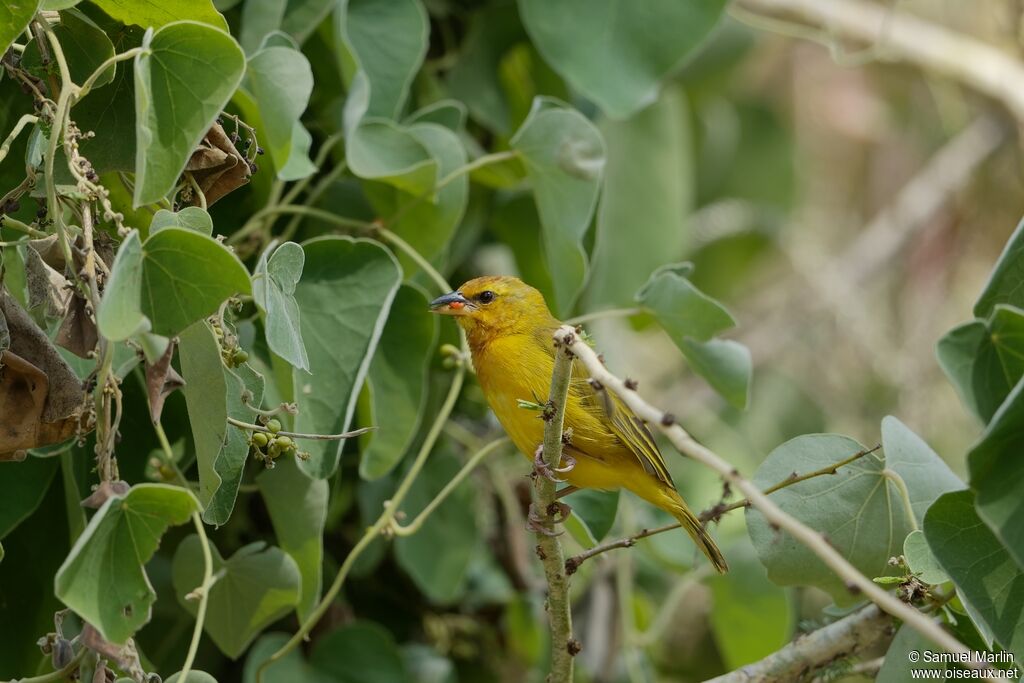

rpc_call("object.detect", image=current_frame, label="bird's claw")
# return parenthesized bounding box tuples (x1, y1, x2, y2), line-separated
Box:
(532, 445, 576, 483)
(527, 503, 560, 536)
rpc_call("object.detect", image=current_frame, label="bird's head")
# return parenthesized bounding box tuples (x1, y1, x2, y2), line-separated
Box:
(429, 276, 555, 341)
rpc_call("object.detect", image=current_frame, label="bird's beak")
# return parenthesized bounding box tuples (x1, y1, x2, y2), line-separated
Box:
(429, 291, 471, 316)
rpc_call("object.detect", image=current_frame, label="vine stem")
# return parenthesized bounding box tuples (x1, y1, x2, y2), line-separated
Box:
(256, 364, 466, 682)
(0, 114, 37, 165)
(565, 307, 644, 326)
(76, 47, 145, 99)
(554, 326, 996, 677)
(565, 445, 880, 570)
(226, 416, 374, 441)
(179, 512, 213, 683)
(227, 205, 372, 246)
(536, 330, 578, 683)
(390, 437, 509, 536)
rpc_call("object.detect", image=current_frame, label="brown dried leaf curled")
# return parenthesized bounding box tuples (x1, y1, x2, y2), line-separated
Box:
(183, 123, 251, 207)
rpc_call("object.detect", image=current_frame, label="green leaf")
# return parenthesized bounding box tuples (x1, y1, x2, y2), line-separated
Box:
(445, 2, 526, 134)
(178, 321, 263, 525)
(244, 623, 410, 683)
(0, 455, 58, 539)
(165, 672, 218, 683)
(587, 86, 692, 309)
(257, 457, 328, 621)
(246, 46, 316, 181)
(207, 363, 264, 525)
(54, 484, 198, 644)
(563, 489, 619, 547)
(405, 100, 467, 132)
(293, 237, 401, 478)
(253, 241, 309, 372)
(938, 306, 1024, 423)
(968, 377, 1024, 570)
(924, 490, 1024, 660)
(746, 434, 911, 606)
(903, 530, 949, 585)
(92, 0, 228, 30)
(150, 206, 214, 235)
(75, 23, 142, 174)
(878, 624, 947, 682)
(239, 0, 285, 53)
(338, 0, 428, 121)
(401, 645, 456, 683)
(881, 416, 963, 524)
(172, 535, 300, 659)
(975, 216, 1024, 318)
(133, 21, 245, 206)
(0, 0, 40, 57)
(510, 97, 605, 316)
(637, 264, 751, 408)
(395, 453, 477, 604)
(311, 622, 410, 683)
(364, 122, 468, 267)
(709, 546, 794, 669)
(140, 228, 251, 336)
(338, 0, 437, 195)
(360, 285, 438, 480)
(518, 0, 725, 119)
(96, 230, 147, 341)
(346, 120, 437, 197)
(22, 9, 115, 89)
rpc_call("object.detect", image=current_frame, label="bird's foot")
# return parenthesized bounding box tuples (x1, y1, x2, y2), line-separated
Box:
(527, 502, 561, 536)
(532, 446, 576, 483)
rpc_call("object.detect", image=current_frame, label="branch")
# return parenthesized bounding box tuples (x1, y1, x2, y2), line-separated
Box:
(702, 605, 891, 683)
(736, 0, 1024, 121)
(555, 325, 995, 677)
(565, 445, 879, 572)
(535, 330, 579, 682)
(226, 417, 374, 441)
(179, 511, 213, 683)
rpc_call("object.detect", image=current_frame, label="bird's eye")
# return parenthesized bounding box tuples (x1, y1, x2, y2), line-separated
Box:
(477, 290, 496, 304)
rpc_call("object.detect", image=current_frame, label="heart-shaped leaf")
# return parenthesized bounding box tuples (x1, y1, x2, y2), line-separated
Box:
(747, 434, 908, 606)
(92, 0, 228, 31)
(55, 484, 198, 644)
(359, 284, 438, 480)
(518, 0, 726, 119)
(150, 206, 213, 235)
(975, 216, 1024, 318)
(172, 535, 300, 659)
(139, 228, 251, 337)
(133, 21, 245, 206)
(293, 237, 401, 478)
(510, 97, 605, 316)
(253, 241, 309, 371)
(924, 490, 1024, 660)
(97, 230, 148, 341)
(257, 457, 328, 620)
(245, 45, 316, 180)
(637, 264, 751, 408)
(0, 1, 41, 57)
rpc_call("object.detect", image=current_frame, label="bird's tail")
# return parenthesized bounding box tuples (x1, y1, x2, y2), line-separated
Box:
(660, 488, 729, 574)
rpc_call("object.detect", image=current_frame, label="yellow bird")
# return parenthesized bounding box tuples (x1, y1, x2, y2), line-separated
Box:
(430, 275, 728, 573)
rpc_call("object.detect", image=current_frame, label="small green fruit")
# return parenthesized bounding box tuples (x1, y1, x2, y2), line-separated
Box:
(266, 419, 281, 433)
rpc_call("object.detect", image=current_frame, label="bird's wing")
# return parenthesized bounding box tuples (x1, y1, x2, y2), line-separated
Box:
(529, 324, 676, 488)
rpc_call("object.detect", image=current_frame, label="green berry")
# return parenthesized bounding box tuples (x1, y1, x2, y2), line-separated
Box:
(252, 431, 269, 447)
(233, 349, 249, 364)
(266, 419, 281, 433)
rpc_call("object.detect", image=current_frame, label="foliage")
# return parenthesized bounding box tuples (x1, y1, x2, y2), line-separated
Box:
(0, 1, 1022, 682)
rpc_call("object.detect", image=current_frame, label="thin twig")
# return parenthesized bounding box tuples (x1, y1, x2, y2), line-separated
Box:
(0, 114, 37, 165)
(566, 445, 880, 570)
(535, 330, 579, 683)
(226, 416, 374, 441)
(556, 326, 994, 677)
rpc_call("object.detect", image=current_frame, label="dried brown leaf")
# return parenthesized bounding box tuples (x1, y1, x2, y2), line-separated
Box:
(55, 294, 98, 359)
(145, 340, 184, 423)
(184, 122, 251, 207)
